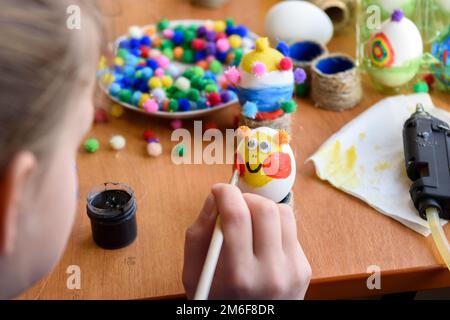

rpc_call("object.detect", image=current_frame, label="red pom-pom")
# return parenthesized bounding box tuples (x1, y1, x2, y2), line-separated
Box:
(279, 57, 293, 71)
(143, 129, 155, 141)
(423, 73, 435, 88)
(140, 46, 149, 58)
(215, 32, 227, 40)
(191, 38, 206, 51)
(207, 92, 221, 106)
(94, 108, 108, 123)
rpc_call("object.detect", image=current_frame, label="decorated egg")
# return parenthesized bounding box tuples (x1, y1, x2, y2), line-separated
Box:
(264, 1, 333, 46)
(234, 126, 296, 203)
(365, 9, 423, 88)
(374, 0, 415, 17)
(431, 26, 450, 90)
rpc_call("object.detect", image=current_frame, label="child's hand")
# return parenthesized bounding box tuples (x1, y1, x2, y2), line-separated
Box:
(183, 183, 311, 299)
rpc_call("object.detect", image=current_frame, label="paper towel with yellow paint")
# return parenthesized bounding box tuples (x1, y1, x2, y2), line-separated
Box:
(310, 93, 449, 236)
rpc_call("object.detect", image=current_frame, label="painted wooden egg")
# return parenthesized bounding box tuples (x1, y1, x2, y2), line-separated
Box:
(235, 126, 296, 203)
(264, 1, 333, 46)
(366, 10, 423, 87)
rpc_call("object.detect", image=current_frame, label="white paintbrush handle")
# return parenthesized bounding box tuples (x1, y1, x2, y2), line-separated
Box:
(193, 170, 240, 300)
(193, 218, 223, 300)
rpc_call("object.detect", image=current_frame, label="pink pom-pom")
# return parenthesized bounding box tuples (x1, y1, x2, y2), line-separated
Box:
(252, 62, 266, 77)
(279, 57, 293, 71)
(157, 55, 170, 69)
(155, 68, 165, 78)
(170, 119, 183, 130)
(143, 99, 159, 113)
(162, 29, 174, 39)
(149, 49, 161, 59)
(216, 38, 230, 53)
(224, 66, 241, 85)
(206, 55, 216, 62)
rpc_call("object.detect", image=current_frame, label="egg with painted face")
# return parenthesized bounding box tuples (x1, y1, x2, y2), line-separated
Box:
(365, 10, 423, 88)
(234, 126, 296, 203)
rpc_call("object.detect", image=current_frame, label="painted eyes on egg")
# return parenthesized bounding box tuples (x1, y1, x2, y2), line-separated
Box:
(247, 138, 257, 150)
(259, 141, 271, 153)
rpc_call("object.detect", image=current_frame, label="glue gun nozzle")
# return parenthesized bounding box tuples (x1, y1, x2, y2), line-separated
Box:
(416, 103, 425, 114)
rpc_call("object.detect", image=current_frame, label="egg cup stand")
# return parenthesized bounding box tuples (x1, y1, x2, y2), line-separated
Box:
(311, 53, 362, 111)
(239, 113, 292, 133)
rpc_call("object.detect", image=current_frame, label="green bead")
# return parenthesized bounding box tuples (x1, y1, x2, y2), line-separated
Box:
(118, 89, 133, 103)
(209, 60, 222, 74)
(187, 88, 201, 102)
(191, 66, 205, 78)
(205, 83, 218, 93)
(162, 47, 174, 59)
(157, 18, 170, 31)
(281, 100, 297, 113)
(182, 49, 194, 63)
(84, 138, 99, 153)
(174, 143, 186, 157)
(117, 48, 128, 59)
(168, 99, 179, 112)
(413, 81, 429, 93)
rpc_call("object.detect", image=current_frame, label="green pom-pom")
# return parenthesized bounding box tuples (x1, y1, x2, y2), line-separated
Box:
(84, 138, 99, 153)
(413, 81, 429, 93)
(174, 143, 186, 157)
(187, 88, 201, 102)
(161, 39, 174, 50)
(162, 47, 174, 59)
(209, 60, 223, 74)
(166, 86, 177, 98)
(182, 49, 194, 63)
(184, 30, 196, 44)
(191, 76, 205, 89)
(182, 69, 194, 79)
(226, 17, 235, 27)
(168, 99, 179, 112)
(157, 18, 170, 31)
(205, 83, 218, 93)
(173, 90, 187, 100)
(281, 100, 297, 113)
(295, 83, 309, 97)
(233, 48, 243, 65)
(117, 48, 128, 59)
(118, 89, 133, 103)
(191, 66, 205, 78)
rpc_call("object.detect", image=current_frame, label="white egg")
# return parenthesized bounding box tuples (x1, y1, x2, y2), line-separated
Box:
(375, 0, 412, 14)
(236, 127, 296, 203)
(378, 16, 423, 66)
(265, 1, 333, 46)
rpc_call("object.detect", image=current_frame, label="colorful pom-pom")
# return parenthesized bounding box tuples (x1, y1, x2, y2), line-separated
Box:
(157, 55, 170, 69)
(279, 57, 293, 71)
(294, 68, 307, 84)
(391, 9, 404, 22)
(151, 88, 166, 102)
(149, 77, 162, 89)
(162, 29, 174, 39)
(129, 26, 144, 39)
(252, 61, 266, 76)
(242, 101, 258, 119)
(111, 104, 125, 117)
(413, 81, 429, 93)
(94, 108, 108, 123)
(109, 135, 126, 151)
(167, 64, 181, 78)
(187, 88, 201, 102)
(173, 46, 184, 59)
(118, 89, 133, 103)
(147, 142, 162, 157)
(228, 35, 242, 49)
(207, 92, 222, 106)
(84, 138, 100, 153)
(234, 25, 248, 37)
(281, 100, 297, 113)
(175, 77, 191, 91)
(276, 41, 290, 56)
(224, 66, 241, 85)
(168, 99, 179, 112)
(214, 20, 226, 33)
(209, 59, 223, 74)
(157, 18, 170, 31)
(155, 68, 165, 78)
(109, 83, 121, 97)
(143, 129, 155, 141)
(191, 38, 206, 51)
(220, 90, 232, 103)
(178, 98, 191, 112)
(143, 99, 159, 113)
(216, 38, 230, 53)
(170, 119, 183, 130)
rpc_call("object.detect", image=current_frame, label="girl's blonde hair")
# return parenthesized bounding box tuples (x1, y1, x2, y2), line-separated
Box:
(0, 0, 103, 173)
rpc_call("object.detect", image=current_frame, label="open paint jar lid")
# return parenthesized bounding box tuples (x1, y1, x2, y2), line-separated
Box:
(86, 182, 137, 249)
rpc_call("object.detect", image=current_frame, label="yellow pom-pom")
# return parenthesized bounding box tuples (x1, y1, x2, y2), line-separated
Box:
(111, 104, 124, 118)
(114, 57, 124, 67)
(139, 93, 150, 108)
(162, 75, 173, 88)
(98, 55, 107, 71)
(149, 77, 162, 89)
(255, 37, 269, 52)
(214, 20, 226, 33)
(228, 35, 242, 49)
(101, 72, 114, 86)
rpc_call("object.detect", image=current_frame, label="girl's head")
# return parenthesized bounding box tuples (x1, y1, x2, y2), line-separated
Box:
(0, 0, 103, 298)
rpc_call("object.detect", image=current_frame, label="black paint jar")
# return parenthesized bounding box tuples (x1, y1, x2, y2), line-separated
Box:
(86, 182, 137, 249)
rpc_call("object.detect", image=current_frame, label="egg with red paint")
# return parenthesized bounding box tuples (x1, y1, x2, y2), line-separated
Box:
(234, 126, 296, 203)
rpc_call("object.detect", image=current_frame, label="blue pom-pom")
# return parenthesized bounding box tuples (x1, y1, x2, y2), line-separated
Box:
(242, 101, 258, 119)
(197, 97, 208, 109)
(172, 31, 184, 46)
(225, 25, 235, 36)
(109, 83, 121, 97)
(125, 54, 138, 66)
(130, 38, 141, 49)
(141, 67, 153, 79)
(123, 65, 135, 78)
(132, 91, 143, 106)
(197, 26, 207, 38)
(194, 50, 207, 62)
(234, 25, 248, 37)
(216, 51, 228, 63)
(119, 39, 130, 49)
(276, 41, 290, 57)
(220, 90, 232, 103)
(114, 65, 122, 73)
(140, 35, 152, 47)
(203, 70, 216, 80)
(146, 59, 159, 70)
(120, 77, 133, 88)
(178, 98, 191, 112)
(131, 48, 141, 57)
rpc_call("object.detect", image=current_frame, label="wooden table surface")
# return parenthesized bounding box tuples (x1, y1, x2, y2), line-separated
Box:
(20, 0, 450, 300)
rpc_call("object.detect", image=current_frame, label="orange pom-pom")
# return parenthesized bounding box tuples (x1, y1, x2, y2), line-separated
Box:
(173, 46, 184, 59)
(145, 25, 156, 36)
(274, 129, 290, 145)
(196, 60, 209, 70)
